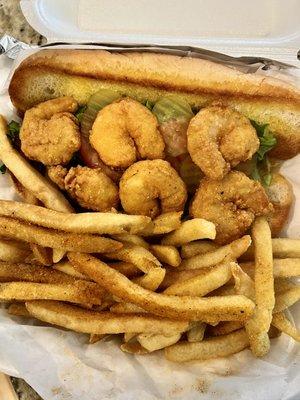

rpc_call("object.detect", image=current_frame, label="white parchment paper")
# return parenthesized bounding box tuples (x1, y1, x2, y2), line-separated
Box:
(0, 51, 299, 400)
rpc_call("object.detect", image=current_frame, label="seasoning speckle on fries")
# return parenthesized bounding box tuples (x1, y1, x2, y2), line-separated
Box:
(0, 48, 299, 366)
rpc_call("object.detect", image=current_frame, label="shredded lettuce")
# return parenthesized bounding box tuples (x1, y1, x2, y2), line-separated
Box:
(7, 120, 20, 146)
(152, 96, 193, 124)
(75, 105, 87, 122)
(250, 121, 277, 186)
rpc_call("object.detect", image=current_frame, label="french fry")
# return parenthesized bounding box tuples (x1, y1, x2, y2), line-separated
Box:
(245, 217, 274, 357)
(181, 240, 219, 259)
(89, 334, 108, 344)
(137, 332, 181, 352)
(0, 200, 151, 235)
(120, 342, 149, 354)
(165, 329, 249, 362)
(241, 238, 300, 261)
(209, 285, 236, 297)
(133, 267, 166, 291)
(231, 263, 255, 300)
(104, 243, 161, 273)
(0, 281, 104, 304)
(69, 253, 255, 321)
(161, 219, 216, 246)
(271, 312, 300, 341)
(179, 236, 251, 270)
(160, 268, 208, 290)
(273, 286, 300, 313)
(0, 239, 31, 263)
(108, 262, 141, 278)
(141, 212, 182, 236)
(164, 261, 233, 297)
(53, 260, 90, 280)
(124, 333, 136, 342)
(111, 234, 149, 249)
(0, 260, 79, 284)
(0, 116, 72, 212)
(150, 245, 181, 268)
(8, 303, 31, 317)
(274, 278, 296, 293)
(110, 302, 146, 314)
(0, 216, 122, 253)
(207, 321, 244, 336)
(26, 301, 189, 335)
(187, 322, 206, 342)
(52, 249, 66, 264)
(241, 259, 300, 279)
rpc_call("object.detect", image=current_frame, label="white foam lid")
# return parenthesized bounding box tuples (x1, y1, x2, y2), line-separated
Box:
(20, 0, 300, 64)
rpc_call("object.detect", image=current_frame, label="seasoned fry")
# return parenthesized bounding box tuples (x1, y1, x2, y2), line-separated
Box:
(274, 286, 300, 313)
(187, 322, 206, 342)
(26, 301, 189, 335)
(104, 243, 161, 273)
(111, 234, 149, 249)
(165, 329, 249, 362)
(0, 281, 104, 304)
(120, 342, 149, 354)
(241, 238, 300, 261)
(89, 334, 106, 344)
(53, 260, 90, 280)
(0, 217, 122, 253)
(274, 279, 296, 293)
(133, 267, 166, 291)
(241, 259, 300, 279)
(161, 219, 216, 246)
(0, 260, 78, 284)
(111, 302, 146, 314)
(246, 217, 274, 357)
(160, 268, 209, 289)
(179, 235, 251, 270)
(150, 245, 181, 267)
(0, 239, 31, 263)
(8, 303, 31, 317)
(231, 263, 255, 300)
(164, 261, 233, 297)
(52, 249, 66, 264)
(271, 312, 300, 341)
(124, 333, 136, 342)
(108, 262, 140, 278)
(141, 212, 182, 236)
(208, 321, 244, 336)
(137, 332, 181, 352)
(0, 200, 151, 235)
(181, 240, 219, 259)
(0, 116, 73, 212)
(69, 253, 255, 321)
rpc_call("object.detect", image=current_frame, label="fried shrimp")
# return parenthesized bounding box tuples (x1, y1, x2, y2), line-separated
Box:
(265, 173, 294, 236)
(90, 98, 165, 169)
(48, 166, 119, 212)
(119, 160, 187, 218)
(190, 171, 273, 244)
(187, 106, 259, 180)
(20, 97, 81, 166)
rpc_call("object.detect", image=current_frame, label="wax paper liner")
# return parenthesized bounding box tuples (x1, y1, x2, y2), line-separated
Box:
(0, 39, 299, 400)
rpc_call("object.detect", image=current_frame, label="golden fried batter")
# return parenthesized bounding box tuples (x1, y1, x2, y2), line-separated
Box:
(48, 165, 119, 212)
(120, 160, 187, 218)
(187, 106, 259, 180)
(90, 98, 165, 168)
(265, 173, 294, 236)
(20, 97, 81, 166)
(190, 171, 273, 244)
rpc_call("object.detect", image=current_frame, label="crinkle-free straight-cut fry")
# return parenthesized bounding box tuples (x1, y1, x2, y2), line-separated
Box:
(181, 240, 219, 259)
(137, 332, 182, 352)
(0, 281, 105, 304)
(241, 238, 300, 261)
(150, 245, 181, 268)
(271, 312, 300, 341)
(207, 321, 245, 336)
(187, 322, 206, 342)
(245, 217, 275, 357)
(241, 258, 300, 279)
(165, 329, 249, 362)
(0, 216, 122, 253)
(0, 200, 151, 235)
(0, 239, 31, 263)
(274, 286, 300, 313)
(163, 261, 233, 297)
(140, 212, 182, 236)
(133, 267, 166, 291)
(111, 234, 150, 249)
(179, 235, 251, 270)
(68, 252, 255, 321)
(8, 303, 31, 317)
(0, 116, 73, 213)
(53, 260, 91, 280)
(161, 218, 216, 246)
(26, 301, 189, 335)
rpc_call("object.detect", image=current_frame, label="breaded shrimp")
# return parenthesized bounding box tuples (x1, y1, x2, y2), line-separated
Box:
(187, 106, 259, 180)
(190, 171, 273, 244)
(90, 98, 165, 169)
(20, 97, 81, 165)
(119, 160, 187, 218)
(48, 165, 119, 212)
(265, 173, 294, 236)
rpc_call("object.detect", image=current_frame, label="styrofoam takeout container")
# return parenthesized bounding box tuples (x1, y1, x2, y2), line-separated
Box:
(0, 1, 299, 399)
